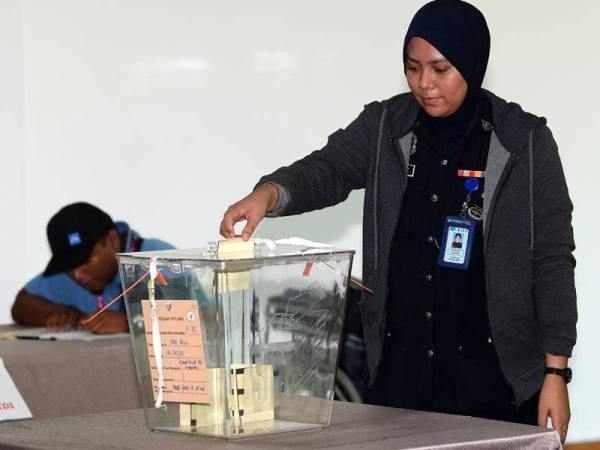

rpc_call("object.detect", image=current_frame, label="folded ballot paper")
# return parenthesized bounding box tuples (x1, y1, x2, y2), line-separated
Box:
(215, 237, 336, 292)
(216, 237, 255, 293)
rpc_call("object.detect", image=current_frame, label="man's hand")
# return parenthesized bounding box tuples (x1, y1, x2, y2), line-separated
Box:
(80, 310, 128, 334)
(12, 288, 86, 329)
(46, 309, 84, 332)
(539, 354, 571, 444)
(220, 184, 278, 241)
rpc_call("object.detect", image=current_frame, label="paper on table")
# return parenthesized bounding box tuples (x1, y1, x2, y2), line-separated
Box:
(141, 299, 210, 404)
(0, 358, 32, 422)
(1, 328, 129, 342)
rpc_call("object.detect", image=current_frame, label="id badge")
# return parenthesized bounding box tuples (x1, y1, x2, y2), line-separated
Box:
(437, 216, 475, 270)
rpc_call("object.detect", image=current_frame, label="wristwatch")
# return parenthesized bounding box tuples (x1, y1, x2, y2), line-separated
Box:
(544, 367, 572, 384)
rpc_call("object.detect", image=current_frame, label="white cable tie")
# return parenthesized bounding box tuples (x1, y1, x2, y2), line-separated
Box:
(149, 257, 158, 281)
(152, 305, 164, 408)
(148, 256, 163, 408)
(274, 237, 334, 248)
(254, 237, 276, 250)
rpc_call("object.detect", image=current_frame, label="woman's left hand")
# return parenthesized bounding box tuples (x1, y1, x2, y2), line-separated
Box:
(538, 374, 570, 443)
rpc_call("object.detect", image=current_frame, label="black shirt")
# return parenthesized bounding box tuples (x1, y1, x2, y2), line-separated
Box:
(376, 97, 516, 416)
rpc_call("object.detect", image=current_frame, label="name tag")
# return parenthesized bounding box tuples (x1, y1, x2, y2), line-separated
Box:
(437, 216, 475, 270)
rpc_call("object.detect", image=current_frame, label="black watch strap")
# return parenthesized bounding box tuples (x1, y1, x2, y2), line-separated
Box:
(544, 367, 572, 384)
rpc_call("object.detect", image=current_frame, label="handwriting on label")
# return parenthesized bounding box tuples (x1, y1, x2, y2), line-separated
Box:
(141, 300, 210, 404)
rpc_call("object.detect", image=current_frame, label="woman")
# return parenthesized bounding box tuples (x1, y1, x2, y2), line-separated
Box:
(220, 0, 576, 443)
(451, 233, 462, 249)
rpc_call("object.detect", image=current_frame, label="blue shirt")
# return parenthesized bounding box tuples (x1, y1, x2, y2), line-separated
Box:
(24, 221, 174, 314)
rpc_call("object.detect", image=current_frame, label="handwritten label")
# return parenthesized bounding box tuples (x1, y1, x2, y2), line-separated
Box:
(0, 358, 32, 421)
(141, 300, 210, 404)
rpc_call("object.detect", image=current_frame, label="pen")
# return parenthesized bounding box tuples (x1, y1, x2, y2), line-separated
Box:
(15, 335, 56, 341)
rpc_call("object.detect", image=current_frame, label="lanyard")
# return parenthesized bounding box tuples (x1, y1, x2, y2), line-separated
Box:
(96, 295, 105, 310)
(95, 229, 141, 312)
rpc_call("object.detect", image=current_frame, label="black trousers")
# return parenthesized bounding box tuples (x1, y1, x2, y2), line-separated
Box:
(367, 338, 539, 426)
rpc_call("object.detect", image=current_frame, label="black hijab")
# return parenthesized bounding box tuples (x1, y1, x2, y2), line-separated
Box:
(403, 0, 491, 153)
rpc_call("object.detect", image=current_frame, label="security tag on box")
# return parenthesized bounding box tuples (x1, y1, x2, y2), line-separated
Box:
(302, 261, 314, 277)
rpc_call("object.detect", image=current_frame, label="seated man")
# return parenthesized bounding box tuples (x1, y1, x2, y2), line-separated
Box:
(12, 202, 174, 333)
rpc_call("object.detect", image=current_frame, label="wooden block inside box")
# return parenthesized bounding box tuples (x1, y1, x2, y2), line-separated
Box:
(181, 364, 274, 428)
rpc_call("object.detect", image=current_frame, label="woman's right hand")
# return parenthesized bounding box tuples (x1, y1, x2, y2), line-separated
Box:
(220, 183, 279, 241)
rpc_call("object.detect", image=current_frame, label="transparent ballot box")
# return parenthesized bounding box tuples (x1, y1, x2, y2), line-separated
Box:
(116, 239, 354, 439)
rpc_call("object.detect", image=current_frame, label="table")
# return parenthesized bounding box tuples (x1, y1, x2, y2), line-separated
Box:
(0, 325, 141, 419)
(0, 401, 560, 450)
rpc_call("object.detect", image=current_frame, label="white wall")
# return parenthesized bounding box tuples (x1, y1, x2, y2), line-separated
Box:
(0, 0, 25, 328)
(1, 0, 598, 441)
